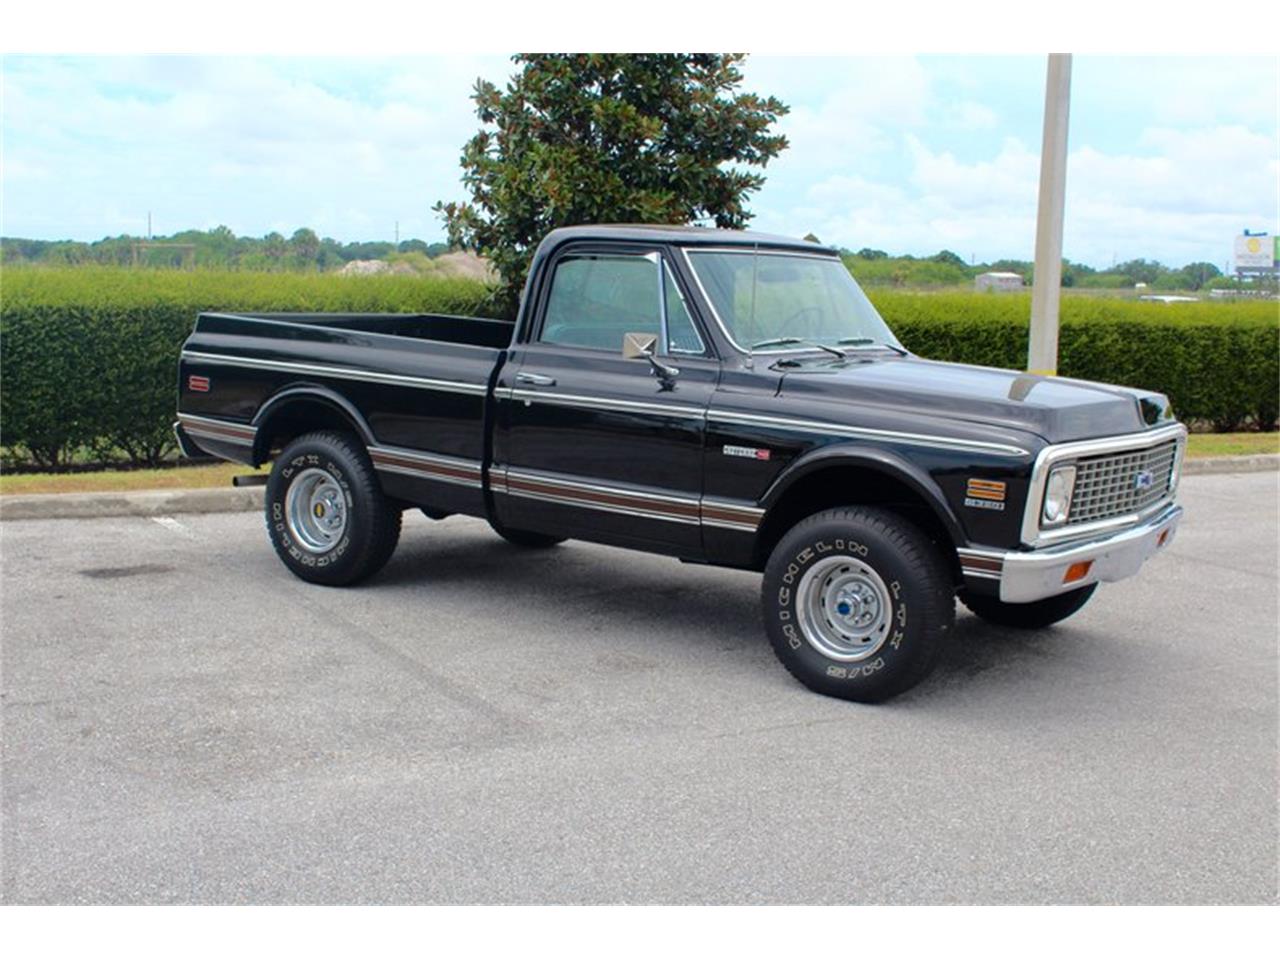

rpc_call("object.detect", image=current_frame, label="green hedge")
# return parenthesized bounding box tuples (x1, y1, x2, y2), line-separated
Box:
(868, 292, 1278, 433)
(1, 268, 492, 466)
(1, 269, 1276, 468)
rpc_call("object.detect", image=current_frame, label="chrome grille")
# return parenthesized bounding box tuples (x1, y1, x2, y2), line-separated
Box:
(1068, 439, 1178, 526)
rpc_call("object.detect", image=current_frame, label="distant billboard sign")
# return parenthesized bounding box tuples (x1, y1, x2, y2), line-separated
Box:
(1234, 233, 1273, 270)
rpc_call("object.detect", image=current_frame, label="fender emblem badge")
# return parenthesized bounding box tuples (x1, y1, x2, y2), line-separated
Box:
(723, 444, 771, 461)
(965, 478, 1006, 511)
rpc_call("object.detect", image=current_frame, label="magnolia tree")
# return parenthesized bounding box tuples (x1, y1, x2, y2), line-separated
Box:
(435, 53, 789, 316)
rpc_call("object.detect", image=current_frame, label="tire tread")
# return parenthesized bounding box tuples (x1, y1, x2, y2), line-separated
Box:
(762, 505, 954, 702)
(266, 430, 401, 586)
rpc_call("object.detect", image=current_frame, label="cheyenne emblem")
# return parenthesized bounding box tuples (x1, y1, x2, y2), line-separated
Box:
(964, 478, 1007, 511)
(722, 444, 771, 461)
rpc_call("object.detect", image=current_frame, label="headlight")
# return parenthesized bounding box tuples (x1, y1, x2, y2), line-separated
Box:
(1042, 465, 1077, 527)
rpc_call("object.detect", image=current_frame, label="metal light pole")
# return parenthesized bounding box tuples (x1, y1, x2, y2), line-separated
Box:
(1028, 53, 1072, 375)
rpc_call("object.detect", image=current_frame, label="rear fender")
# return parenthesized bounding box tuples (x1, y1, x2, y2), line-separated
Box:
(251, 386, 376, 465)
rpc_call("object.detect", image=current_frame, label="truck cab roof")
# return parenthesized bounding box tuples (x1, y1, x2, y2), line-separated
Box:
(537, 224, 835, 255)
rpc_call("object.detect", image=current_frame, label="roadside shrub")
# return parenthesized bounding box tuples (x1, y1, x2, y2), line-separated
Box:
(869, 292, 1280, 432)
(0, 268, 1275, 469)
(1, 268, 492, 467)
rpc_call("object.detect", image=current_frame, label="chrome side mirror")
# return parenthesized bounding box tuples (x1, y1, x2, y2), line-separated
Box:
(622, 332, 658, 360)
(621, 331, 680, 386)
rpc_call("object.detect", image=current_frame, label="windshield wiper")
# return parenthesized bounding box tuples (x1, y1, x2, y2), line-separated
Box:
(749, 337, 847, 359)
(835, 337, 908, 356)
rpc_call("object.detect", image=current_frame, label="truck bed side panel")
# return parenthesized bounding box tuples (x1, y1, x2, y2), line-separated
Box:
(178, 313, 501, 517)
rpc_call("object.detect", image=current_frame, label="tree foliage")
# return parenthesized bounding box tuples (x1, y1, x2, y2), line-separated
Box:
(434, 53, 789, 316)
(0, 228, 451, 271)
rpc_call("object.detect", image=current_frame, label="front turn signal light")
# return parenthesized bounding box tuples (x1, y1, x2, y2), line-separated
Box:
(1063, 560, 1093, 584)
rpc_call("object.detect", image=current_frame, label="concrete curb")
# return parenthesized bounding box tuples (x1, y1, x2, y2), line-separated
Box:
(1, 454, 1276, 521)
(0, 486, 263, 521)
(1182, 454, 1279, 476)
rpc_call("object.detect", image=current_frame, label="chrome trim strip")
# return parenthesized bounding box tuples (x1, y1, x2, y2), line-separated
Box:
(493, 466, 765, 532)
(368, 446, 483, 489)
(700, 518, 760, 533)
(956, 546, 1007, 560)
(502, 486, 702, 526)
(958, 546, 1007, 581)
(182, 429, 254, 447)
(505, 469, 701, 507)
(181, 351, 488, 397)
(504, 385, 1025, 459)
(708, 409, 1029, 458)
(700, 498, 766, 533)
(505, 384, 1025, 457)
(176, 413, 257, 446)
(1020, 422, 1188, 547)
(177, 412, 257, 436)
(506, 388, 706, 421)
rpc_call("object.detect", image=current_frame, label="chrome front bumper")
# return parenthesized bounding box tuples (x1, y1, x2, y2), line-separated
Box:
(960, 502, 1183, 604)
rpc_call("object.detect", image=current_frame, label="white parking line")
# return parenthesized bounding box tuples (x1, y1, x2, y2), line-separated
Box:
(150, 516, 199, 540)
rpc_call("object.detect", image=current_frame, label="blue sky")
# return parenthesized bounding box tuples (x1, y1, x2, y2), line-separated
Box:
(2, 54, 1276, 268)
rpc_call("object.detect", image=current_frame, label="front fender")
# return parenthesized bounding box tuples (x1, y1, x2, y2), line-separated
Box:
(760, 443, 969, 547)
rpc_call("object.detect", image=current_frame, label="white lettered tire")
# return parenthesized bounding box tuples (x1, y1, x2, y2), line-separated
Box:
(762, 506, 954, 702)
(265, 431, 401, 586)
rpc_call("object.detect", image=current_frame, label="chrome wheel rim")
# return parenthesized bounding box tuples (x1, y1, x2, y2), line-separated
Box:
(796, 555, 893, 662)
(285, 467, 348, 553)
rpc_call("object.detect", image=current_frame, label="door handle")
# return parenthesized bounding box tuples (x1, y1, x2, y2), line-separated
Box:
(516, 372, 557, 387)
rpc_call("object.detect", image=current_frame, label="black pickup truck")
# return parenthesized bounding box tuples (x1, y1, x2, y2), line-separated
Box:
(176, 225, 1186, 702)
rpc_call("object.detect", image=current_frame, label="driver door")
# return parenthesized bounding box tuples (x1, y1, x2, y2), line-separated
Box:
(492, 245, 719, 555)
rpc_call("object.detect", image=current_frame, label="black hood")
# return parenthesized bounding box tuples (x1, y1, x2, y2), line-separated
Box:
(776, 354, 1173, 443)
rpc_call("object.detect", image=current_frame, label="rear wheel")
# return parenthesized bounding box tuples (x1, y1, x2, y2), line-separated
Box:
(961, 584, 1096, 629)
(762, 506, 954, 703)
(265, 431, 401, 586)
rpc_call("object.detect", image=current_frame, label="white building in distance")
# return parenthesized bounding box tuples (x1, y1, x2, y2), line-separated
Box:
(975, 271, 1023, 292)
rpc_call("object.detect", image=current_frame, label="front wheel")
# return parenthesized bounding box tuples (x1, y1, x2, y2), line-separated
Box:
(961, 584, 1096, 629)
(762, 506, 955, 703)
(265, 431, 401, 586)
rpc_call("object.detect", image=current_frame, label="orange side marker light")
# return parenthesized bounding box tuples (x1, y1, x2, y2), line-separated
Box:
(1063, 561, 1093, 584)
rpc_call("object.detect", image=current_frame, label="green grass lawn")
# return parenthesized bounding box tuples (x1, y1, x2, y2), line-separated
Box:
(0, 462, 267, 496)
(1, 433, 1275, 496)
(1184, 432, 1280, 459)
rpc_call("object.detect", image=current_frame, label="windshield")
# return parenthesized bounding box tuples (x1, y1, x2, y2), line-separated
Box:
(685, 250, 902, 353)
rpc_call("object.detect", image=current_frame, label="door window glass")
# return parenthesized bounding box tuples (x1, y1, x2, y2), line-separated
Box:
(542, 255, 659, 351)
(665, 268, 705, 354)
(541, 253, 705, 355)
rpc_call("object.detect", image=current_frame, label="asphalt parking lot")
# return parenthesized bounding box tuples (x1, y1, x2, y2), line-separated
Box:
(2, 471, 1276, 904)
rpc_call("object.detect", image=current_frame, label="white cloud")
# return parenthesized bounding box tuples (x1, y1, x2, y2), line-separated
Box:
(2, 54, 1276, 268)
(0, 55, 511, 241)
(950, 100, 999, 131)
(756, 120, 1278, 266)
